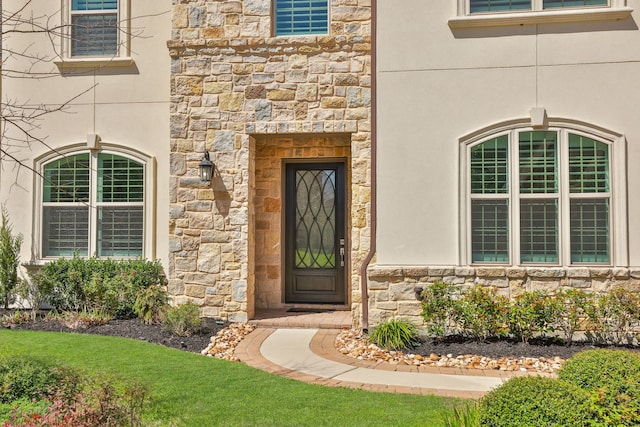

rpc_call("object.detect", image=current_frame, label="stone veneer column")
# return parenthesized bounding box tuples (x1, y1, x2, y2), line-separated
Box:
(168, 0, 371, 324)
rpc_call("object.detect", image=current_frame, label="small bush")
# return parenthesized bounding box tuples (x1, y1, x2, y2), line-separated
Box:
(368, 319, 419, 350)
(163, 302, 203, 336)
(478, 376, 593, 427)
(585, 288, 640, 345)
(30, 257, 165, 316)
(0, 356, 74, 404)
(420, 282, 460, 339)
(551, 289, 594, 346)
(456, 286, 508, 341)
(0, 208, 23, 310)
(559, 349, 640, 425)
(133, 285, 169, 325)
(507, 291, 562, 344)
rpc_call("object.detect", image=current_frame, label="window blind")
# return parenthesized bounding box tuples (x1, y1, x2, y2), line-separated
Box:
(275, 0, 328, 36)
(470, 0, 531, 13)
(543, 0, 607, 9)
(72, 0, 117, 11)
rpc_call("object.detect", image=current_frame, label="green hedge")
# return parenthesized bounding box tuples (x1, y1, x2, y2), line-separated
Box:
(31, 257, 165, 316)
(478, 376, 593, 427)
(559, 349, 640, 425)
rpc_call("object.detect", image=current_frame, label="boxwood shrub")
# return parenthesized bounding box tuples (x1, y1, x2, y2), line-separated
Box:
(31, 257, 165, 316)
(478, 376, 593, 427)
(559, 349, 640, 425)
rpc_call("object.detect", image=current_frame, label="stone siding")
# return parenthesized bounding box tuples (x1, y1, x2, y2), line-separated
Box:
(367, 265, 640, 327)
(168, 1, 371, 324)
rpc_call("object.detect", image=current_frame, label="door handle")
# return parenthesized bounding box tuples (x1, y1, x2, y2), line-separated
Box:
(339, 239, 345, 267)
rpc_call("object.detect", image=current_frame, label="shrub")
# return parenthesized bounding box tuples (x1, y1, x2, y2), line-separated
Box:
(133, 285, 169, 325)
(585, 288, 640, 345)
(478, 376, 593, 427)
(163, 302, 203, 336)
(420, 282, 460, 339)
(559, 349, 640, 425)
(507, 291, 562, 344)
(456, 286, 508, 341)
(0, 208, 23, 310)
(2, 373, 148, 427)
(551, 289, 594, 346)
(0, 356, 76, 404)
(368, 318, 419, 350)
(30, 257, 165, 316)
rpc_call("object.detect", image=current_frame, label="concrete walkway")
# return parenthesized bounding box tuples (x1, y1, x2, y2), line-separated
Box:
(235, 327, 519, 398)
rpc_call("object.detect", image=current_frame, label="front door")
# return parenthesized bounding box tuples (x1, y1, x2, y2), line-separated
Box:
(285, 162, 346, 304)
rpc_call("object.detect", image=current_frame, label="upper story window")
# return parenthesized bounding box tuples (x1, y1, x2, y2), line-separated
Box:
(41, 151, 145, 258)
(274, 0, 329, 36)
(71, 0, 119, 57)
(57, 0, 133, 67)
(450, 0, 631, 28)
(462, 122, 627, 267)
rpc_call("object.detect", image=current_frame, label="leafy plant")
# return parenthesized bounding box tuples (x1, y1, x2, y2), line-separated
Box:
(133, 285, 169, 325)
(55, 310, 113, 329)
(559, 349, 640, 425)
(585, 287, 640, 345)
(31, 257, 165, 316)
(163, 302, 203, 337)
(507, 291, 561, 344)
(0, 208, 23, 310)
(552, 289, 594, 346)
(478, 376, 593, 427)
(456, 286, 508, 341)
(420, 281, 460, 339)
(368, 318, 419, 350)
(0, 356, 76, 404)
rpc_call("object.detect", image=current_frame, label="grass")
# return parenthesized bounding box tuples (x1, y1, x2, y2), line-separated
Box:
(0, 330, 465, 426)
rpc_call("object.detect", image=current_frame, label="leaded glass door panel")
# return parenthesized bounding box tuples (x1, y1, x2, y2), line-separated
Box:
(285, 162, 346, 304)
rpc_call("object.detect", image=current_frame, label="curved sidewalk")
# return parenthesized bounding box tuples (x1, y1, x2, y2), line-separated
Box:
(235, 328, 521, 398)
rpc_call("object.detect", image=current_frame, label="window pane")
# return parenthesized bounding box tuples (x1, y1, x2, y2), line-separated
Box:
(71, 14, 118, 56)
(544, 0, 607, 9)
(98, 154, 144, 203)
(520, 199, 558, 263)
(471, 136, 509, 194)
(470, 0, 531, 13)
(72, 0, 117, 11)
(471, 200, 509, 262)
(98, 207, 143, 257)
(275, 0, 328, 35)
(43, 206, 89, 257)
(568, 134, 609, 194)
(519, 131, 558, 194)
(571, 199, 609, 263)
(43, 154, 90, 203)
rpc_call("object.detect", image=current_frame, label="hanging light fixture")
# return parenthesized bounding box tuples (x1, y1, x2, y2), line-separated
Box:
(199, 150, 215, 183)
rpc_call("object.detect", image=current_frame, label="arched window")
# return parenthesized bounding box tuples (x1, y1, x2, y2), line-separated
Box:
(41, 151, 145, 258)
(462, 122, 626, 267)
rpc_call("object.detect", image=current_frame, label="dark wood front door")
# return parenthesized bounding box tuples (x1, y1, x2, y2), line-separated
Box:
(285, 162, 346, 304)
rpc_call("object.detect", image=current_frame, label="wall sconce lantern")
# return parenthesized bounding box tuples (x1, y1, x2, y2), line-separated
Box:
(199, 151, 215, 183)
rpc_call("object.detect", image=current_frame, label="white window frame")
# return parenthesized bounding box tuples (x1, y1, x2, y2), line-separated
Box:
(56, 0, 133, 68)
(35, 144, 156, 261)
(459, 119, 627, 267)
(450, 0, 631, 28)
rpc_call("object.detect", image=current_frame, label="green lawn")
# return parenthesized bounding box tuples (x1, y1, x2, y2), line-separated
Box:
(0, 330, 465, 426)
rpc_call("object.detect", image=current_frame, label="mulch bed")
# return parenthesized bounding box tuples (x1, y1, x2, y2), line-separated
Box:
(2, 308, 638, 360)
(0, 309, 224, 354)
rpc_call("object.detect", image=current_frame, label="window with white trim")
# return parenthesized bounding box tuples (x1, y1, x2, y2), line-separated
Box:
(469, 0, 608, 13)
(467, 129, 614, 265)
(70, 0, 120, 57)
(274, 0, 329, 36)
(42, 151, 145, 258)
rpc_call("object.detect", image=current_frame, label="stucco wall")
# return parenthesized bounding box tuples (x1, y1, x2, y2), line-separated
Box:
(0, 0, 172, 271)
